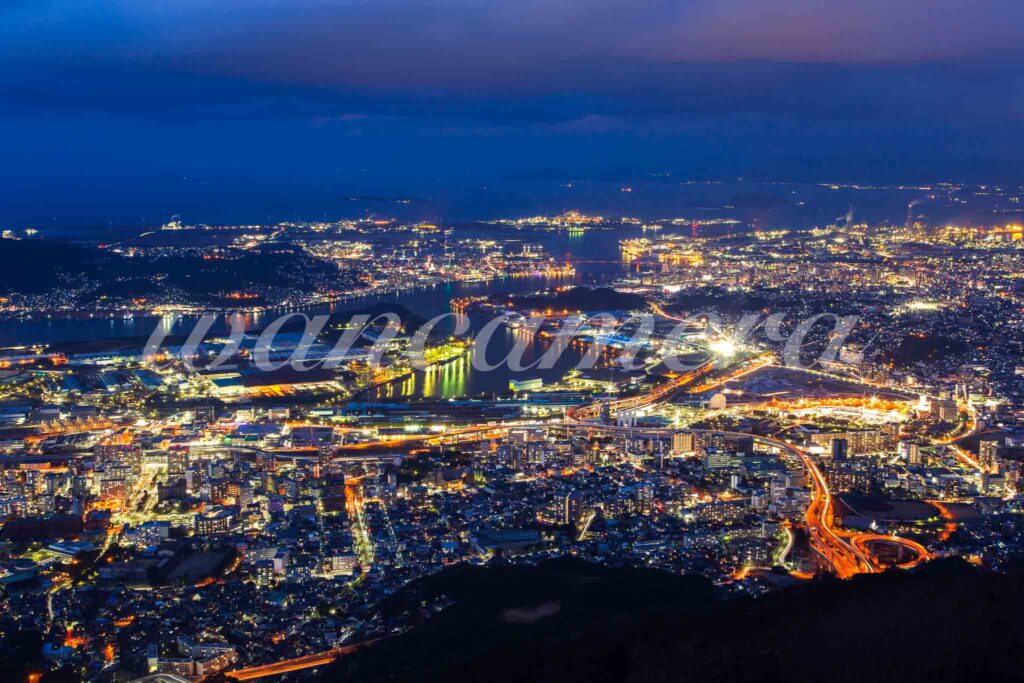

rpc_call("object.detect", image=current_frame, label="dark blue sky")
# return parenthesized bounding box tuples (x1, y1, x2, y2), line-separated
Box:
(2, 0, 1023, 223)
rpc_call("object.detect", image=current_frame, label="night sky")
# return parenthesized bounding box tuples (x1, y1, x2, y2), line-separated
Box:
(1, 1, 1023, 223)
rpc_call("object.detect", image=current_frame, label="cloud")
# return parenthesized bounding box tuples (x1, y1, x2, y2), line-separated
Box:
(2, 56, 1021, 130)
(2, 0, 1024, 184)
(3, 1, 1023, 125)
(4, 1, 1024, 85)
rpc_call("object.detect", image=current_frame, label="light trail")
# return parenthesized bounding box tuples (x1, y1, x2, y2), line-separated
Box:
(225, 639, 377, 680)
(929, 500, 958, 542)
(849, 534, 930, 570)
(346, 484, 375, 566)
(756, 433, 868, 578)
(686, 355, 774, 393)
(565, 358, 714, 422)
(776, 523, 796, 567)
(934, 400, 984, 471)
(577, 510, 597, 542)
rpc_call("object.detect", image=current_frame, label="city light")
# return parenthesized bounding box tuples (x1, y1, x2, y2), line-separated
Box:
(710, 339, 739, 358)
(0, 16, 1020, 678)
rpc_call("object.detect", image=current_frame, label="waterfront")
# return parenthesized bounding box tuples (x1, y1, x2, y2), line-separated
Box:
(0, 226, 627, 347)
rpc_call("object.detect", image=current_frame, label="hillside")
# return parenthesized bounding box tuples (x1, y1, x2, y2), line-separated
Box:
(506, 287, 647, 312)
(0, 238, 356, 305)
(322, 557, 1024, 683)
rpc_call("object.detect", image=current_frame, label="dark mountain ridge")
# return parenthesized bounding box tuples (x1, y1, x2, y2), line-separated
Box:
(322, 557, 1024, 683)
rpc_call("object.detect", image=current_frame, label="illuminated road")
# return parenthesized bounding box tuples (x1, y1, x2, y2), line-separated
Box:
(564, 420, 929, 577)
(565, 358, 714, 422)
(188, 423, 514, 462)
(789, 367, 988, 472)
(850, 534, 930, 570)
(723, 431, 866, 578)
(928, 500, 958, 541)
(225, 639, 377, 680)
(557, 342, 932, 579)
(347, 483, 375, 566)
(686, 355, 775, 394)
(751, 431, 928, 577)
(576, 510, 597, 542)
(649, 301, 693, 324)
(565, 420, 929, 578)
(776, 523, 796, 566)
(782, 365, 918, 399)
(934, 400, 984, 471)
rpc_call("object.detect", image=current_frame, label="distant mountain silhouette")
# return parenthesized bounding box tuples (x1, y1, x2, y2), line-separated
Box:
(507, 287, 647, 312)
(0, 238, 354, 303)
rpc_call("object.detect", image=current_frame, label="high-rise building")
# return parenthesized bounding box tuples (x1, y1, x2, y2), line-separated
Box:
(195, 506, 237, 536)
(808, 430, 882, 455)
(634, 482, 654, 514)
(563, 491, 583, 525)
(931, 399, 959, 423)
(671, 431, 695, 455)
(901, 441, 922, 466)
(979, 439, 1001, 472)
(881, 422, 901, 446)
(315, 445, 334, 478)
(167, 447, 189, 478)
(703, 449, 733, 469)
(100, 478, 128, 504)
(238, 483, 254, 508)
(96, 444, 144, 484)
(507, 428, 543, 471)
(831, 438, 849, 462)
(255, 560, 275, 587)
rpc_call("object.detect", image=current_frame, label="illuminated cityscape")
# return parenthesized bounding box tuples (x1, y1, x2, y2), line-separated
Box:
(3, 2, 1024, 682)
(1, 194, 1023, 681)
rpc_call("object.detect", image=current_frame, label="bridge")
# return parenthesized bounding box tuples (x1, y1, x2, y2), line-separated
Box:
(565, 358, 715, 422)
(190, 443, 400, 465)
(224, 639, 378, 680)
